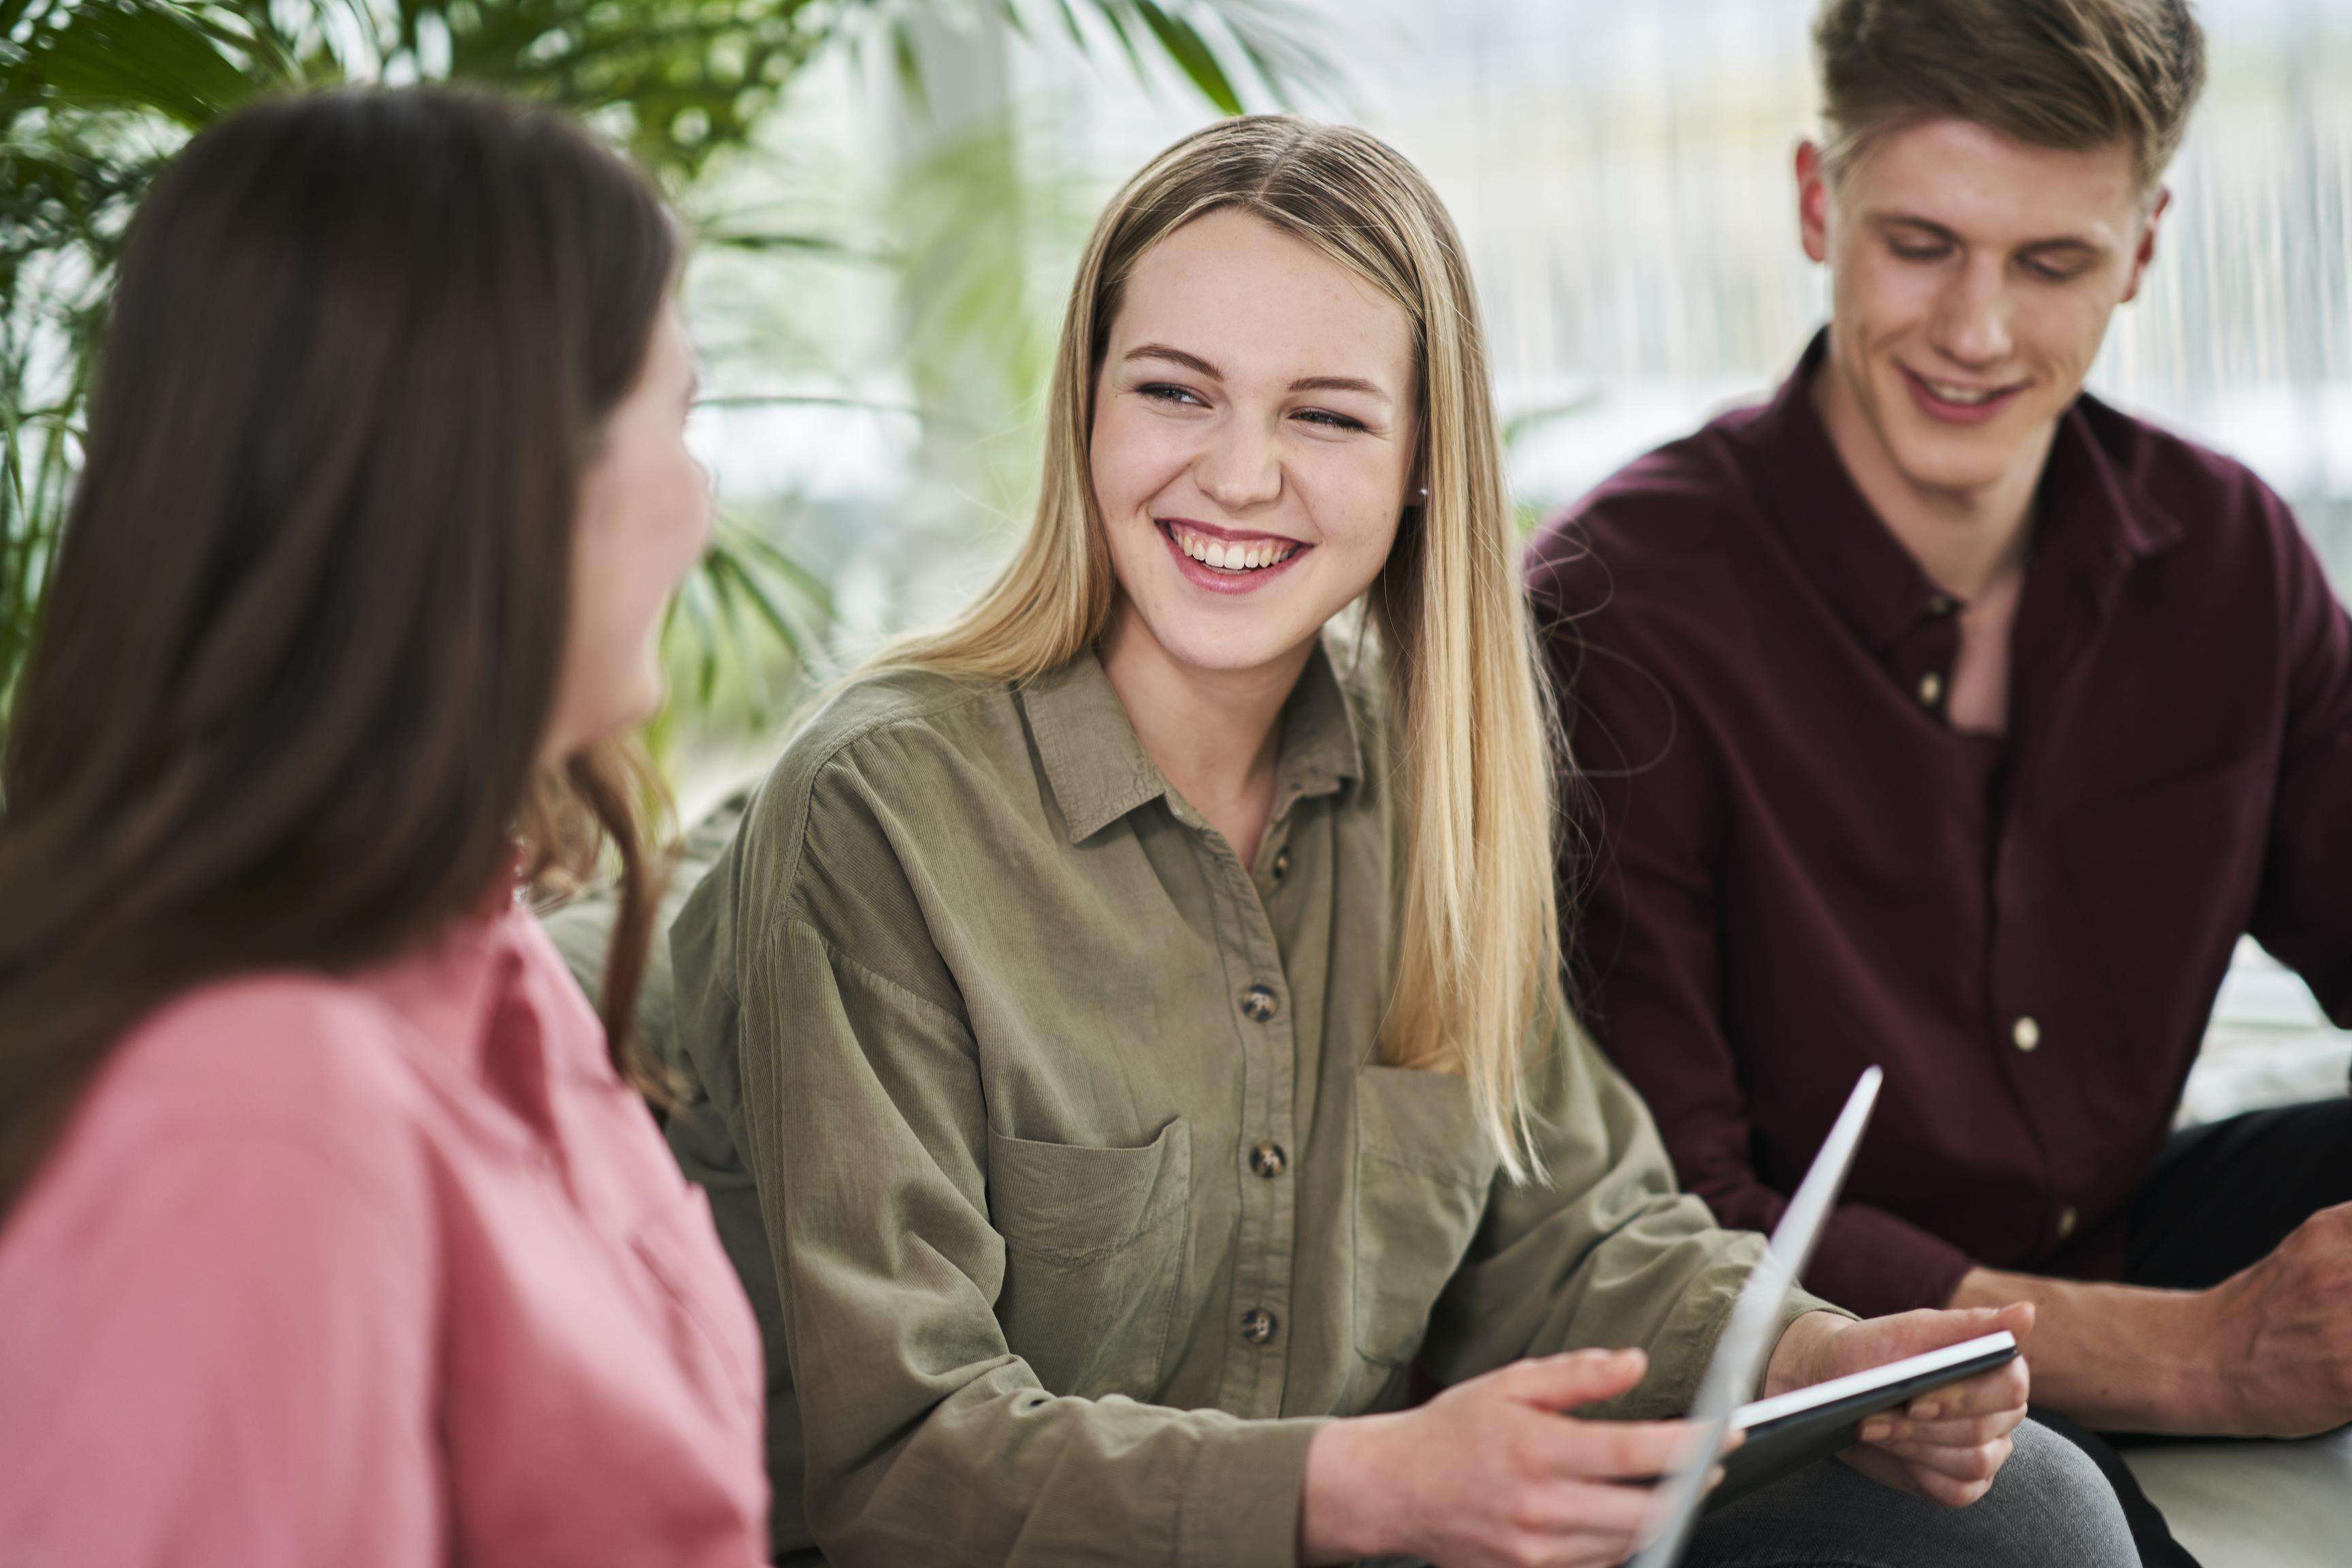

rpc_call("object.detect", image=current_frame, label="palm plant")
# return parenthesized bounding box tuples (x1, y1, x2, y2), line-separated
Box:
(0, 0, 1333, 738)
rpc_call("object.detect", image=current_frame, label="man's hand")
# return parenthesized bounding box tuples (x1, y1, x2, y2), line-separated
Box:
(1763, 1304, 2034, 1508)
(1950, 1205, 2352, 1437)
(2202, 1199, 2352, 1437)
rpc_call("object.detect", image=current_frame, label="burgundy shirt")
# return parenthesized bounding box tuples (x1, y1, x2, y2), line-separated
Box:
(1524, 333, 2352, 1318)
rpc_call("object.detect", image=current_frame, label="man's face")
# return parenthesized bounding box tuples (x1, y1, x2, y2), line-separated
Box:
(1801, 118, 2165, 503)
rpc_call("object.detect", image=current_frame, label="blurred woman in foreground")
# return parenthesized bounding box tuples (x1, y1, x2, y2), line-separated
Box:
(0, 89, 766, 1565)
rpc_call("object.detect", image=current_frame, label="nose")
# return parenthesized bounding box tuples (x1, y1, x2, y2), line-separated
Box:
(1192, 415, 1284, 514)
(1927, 252, 2014, 370)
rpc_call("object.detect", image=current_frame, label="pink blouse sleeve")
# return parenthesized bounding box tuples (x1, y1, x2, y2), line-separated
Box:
(0, 1127, 442, 1568)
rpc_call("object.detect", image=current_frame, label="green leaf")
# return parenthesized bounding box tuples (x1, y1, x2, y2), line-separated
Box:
(887, 15, 928, 111)
(725, 526, 835, 614)
(1128, 1, 1241, 114)
(706, 540, 808, 666)
(693, 391, 923, 419)
(30, 1, 274, 127)
(696, 227, 889, 262)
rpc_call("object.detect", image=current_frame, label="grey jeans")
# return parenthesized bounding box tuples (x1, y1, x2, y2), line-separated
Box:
(1355, 1418, 2138, 1567)
(1680, 1418, 2139, 1568)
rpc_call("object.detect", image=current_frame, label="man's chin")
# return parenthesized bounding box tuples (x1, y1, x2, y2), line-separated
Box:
(1884, 431, 2041, 504)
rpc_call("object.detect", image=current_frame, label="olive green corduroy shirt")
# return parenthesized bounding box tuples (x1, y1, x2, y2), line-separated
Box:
(665, 640, 1837, 1567)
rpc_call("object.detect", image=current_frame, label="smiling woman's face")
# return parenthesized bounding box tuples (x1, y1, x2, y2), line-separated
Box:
(1090, 207, 1418, 679)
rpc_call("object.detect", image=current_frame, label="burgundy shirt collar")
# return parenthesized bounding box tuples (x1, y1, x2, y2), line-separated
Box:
(1736, 329, 2186, 651)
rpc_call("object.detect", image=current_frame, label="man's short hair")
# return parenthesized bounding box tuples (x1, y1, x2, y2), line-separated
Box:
(1813, 0, 2208, 193)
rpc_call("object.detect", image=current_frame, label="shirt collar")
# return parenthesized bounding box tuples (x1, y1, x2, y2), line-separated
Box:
(1021, 637, 1366, 845)
(1742, 329, 2182, 647)
(363, 904, 557, 1130)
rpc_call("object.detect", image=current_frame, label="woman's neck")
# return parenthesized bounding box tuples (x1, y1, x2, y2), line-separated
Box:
(1096, 603, 1311, 868)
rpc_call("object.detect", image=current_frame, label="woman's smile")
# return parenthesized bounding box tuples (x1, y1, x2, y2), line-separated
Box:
(1155, 516, 1313, 595)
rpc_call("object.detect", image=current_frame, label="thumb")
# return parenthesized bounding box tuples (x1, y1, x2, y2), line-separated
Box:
(1497, 1347, 1649, 1413)
(1983, 1299, 2036, 1345)
(1915, 1301, 2035, 1352)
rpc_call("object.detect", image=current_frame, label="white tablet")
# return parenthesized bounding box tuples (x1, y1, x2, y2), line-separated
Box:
(1626, 1066, 1882, 1568)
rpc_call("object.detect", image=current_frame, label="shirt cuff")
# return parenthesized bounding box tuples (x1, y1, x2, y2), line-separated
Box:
(1175, 1415, 1328, 1568)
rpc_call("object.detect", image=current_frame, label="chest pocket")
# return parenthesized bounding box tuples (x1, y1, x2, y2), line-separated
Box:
(1352, 1065, 1499, 1367)
(986, 1116, 1191, 1399)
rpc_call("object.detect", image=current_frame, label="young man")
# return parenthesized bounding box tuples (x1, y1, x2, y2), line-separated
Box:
(1527, 0, 2350, 1541)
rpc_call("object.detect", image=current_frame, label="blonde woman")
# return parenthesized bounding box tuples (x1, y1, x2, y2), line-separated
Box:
(666, 118, 2128, 1567)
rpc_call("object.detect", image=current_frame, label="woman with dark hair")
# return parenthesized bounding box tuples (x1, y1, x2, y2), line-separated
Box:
(0, 90, 765, 1563)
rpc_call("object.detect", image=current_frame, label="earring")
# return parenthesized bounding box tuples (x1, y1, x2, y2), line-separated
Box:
(1415, 485, 1430, 502)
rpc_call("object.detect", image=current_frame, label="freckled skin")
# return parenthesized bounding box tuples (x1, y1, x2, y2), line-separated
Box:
(1089, 207, 1419, 682)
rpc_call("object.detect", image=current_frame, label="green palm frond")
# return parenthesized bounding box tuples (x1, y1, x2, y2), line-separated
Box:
(872, 0, 1335, 118)
(0, 0, 1337, 742)
(658, 517, 832, 733)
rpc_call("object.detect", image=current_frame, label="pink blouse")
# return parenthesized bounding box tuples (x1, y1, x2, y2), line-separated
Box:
(0, 900, 768, 1566)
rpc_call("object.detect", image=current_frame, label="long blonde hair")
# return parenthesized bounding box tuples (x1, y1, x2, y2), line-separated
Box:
(882, 116, 1567, 1180)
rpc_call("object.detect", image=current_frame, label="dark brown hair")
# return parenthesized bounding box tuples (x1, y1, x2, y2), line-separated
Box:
(1814, 0, 2208, 191)
(0, 87, 680, 1213)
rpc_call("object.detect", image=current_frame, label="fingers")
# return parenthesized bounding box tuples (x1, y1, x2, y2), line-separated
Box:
(1499, 1472, 1730, 1567)
(1507, 1476, 1655, 1537)
(1841, 1440, 2005, 1511)
(1904, 1464, 2002, 1510)
(1853, 1303, 2036, 1368)
(1509, 1409, 1732, 1482)
(1859, 1403, 2025, 1450)
(1882, 1431, 2013, 1488)
(1498, 1347, 1649, 1414)
(1897, 1356, 2030, 1423)
(1984, 1298, 2036, 1346)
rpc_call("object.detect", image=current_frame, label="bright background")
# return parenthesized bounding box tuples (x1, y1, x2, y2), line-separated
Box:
(3, 0, 2348, 1091)
(693, 0, 2352, 1092)
(724, 0, 2352, 676)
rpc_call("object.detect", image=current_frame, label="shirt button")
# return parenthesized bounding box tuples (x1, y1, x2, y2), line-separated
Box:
(1240, 1307, 1279, 1345)
(2012, 1016, 2042, 1052)
(2056, 1205, 2079, 1241)
(1916, 670, 1945, 707)
(1271, 848, 1292, 882)
(1248, 1141, 1288, 1179)
(1927, 593, 1959, 615)
(1241, 985, 1279, 1023)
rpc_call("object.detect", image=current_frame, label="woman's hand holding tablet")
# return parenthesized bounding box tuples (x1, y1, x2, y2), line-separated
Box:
(1754, 1301, 2038, 1509)
(1299, 1346, 1741, 1568)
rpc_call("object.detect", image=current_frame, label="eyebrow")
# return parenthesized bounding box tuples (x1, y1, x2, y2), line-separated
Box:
(1124, 343, 1394, 408)
(1871, 213, 2108, 257)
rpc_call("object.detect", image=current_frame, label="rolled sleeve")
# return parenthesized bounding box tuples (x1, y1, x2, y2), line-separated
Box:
(1425, 1017, 1850, 1420)
(1175, 1416, 1326, 1567)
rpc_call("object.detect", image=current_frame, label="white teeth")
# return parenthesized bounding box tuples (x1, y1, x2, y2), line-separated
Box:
(1169, 524, 1296, 572)
(1923, 377, 2003, 406)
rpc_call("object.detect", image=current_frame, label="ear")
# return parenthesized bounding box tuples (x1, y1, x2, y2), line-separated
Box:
(1796, 140, 1833, 265)
(2120, 186, 2170, 304)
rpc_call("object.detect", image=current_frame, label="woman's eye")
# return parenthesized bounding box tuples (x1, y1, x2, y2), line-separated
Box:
(1139, 382, 1205, 408)
(1296, 408, 1367, 432)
